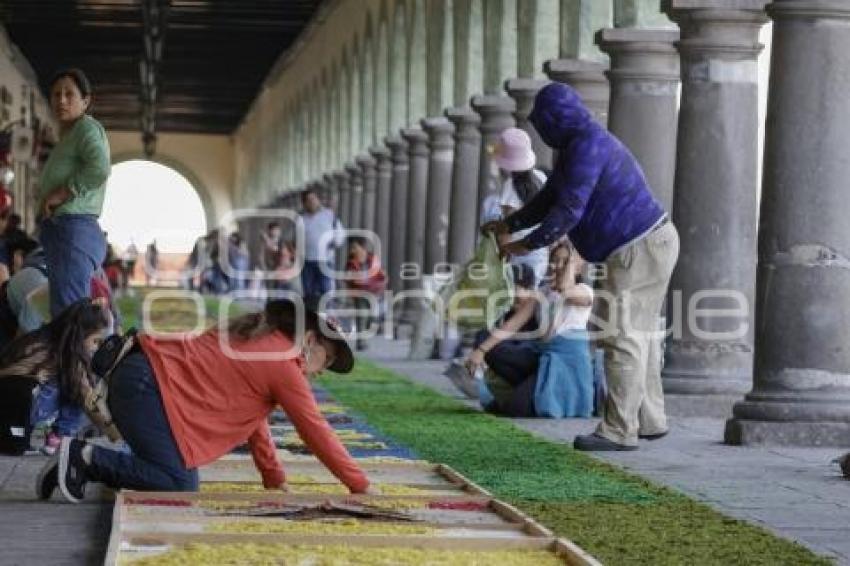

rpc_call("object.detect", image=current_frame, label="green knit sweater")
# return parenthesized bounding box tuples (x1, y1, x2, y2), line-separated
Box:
(38, 114, 111, 217)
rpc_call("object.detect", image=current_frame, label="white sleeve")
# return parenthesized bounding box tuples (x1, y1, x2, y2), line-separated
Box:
(332, 215, 346, 248)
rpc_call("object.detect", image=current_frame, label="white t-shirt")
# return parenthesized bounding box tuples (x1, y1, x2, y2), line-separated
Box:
(299, 208, 345, 262)
(535, 283, 594, 339)
(500, 170, 549, 286)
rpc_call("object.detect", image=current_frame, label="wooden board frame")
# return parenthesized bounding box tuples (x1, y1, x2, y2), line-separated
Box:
(105, 464, 601, 566)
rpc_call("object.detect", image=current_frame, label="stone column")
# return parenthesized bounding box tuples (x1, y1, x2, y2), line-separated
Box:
(323, 172, 339, 213)
(313, 179, 327, 208)
(334, 169, 351, 231)
(345, 162, 363, 230)
(726, 0, 850, 446)
(332, 170, 350, 272)
(504, 78, 553, 171)
(445, 107, 482, 266)
(544, 59, 610, 126)
(421, 117, 455, 274)
(596, 28, 680, 210)
(401, 128, 430, 291)
(357, 154, 377, 234)
(385, 135, 409, 294)
(370, 145, 393, 266)
(471, 95, 516, 226)
(661, 0, 768, 416)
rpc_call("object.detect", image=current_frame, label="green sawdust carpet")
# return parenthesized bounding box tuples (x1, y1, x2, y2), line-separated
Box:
(317, 360, 831, 566)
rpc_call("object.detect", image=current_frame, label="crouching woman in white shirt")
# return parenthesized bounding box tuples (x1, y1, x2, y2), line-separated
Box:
(464, 242, 595, 418)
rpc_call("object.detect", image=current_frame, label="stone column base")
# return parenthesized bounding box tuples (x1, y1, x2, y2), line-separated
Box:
(725, 418, 850, 447)
(665, 394, 742, 419)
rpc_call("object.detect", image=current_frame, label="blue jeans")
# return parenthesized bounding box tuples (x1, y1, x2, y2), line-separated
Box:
(88, 352, 198, 491)
(301, 260, 334, 310)
(39, 214, 107, 436)
(29, 381, 89, 435)
(39, 214, 107, 316)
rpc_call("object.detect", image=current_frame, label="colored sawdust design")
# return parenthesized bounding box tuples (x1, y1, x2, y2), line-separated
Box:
(200, 482, 430, 496)
(122, 543, 562, 565)
(205, 518, 435, 536)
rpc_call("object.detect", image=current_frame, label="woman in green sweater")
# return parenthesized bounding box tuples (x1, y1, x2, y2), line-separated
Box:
(37, 68, 111, 451)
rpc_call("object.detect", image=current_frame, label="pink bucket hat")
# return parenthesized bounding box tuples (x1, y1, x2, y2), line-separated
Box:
(493, 127, 536, 172)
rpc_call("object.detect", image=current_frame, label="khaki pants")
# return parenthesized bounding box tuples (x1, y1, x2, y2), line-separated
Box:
(594, 221, 679, 446)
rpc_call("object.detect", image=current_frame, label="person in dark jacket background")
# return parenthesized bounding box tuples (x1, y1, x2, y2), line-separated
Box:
(484, 83, 679, 452)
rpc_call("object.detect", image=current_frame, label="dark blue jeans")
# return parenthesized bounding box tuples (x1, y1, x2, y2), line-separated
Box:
(301, 260, 334, 310)
(89, 352, 198, 491)
(39, 214, 107, 436)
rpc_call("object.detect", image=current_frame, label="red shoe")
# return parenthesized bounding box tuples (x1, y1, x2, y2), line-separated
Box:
(41, 432, 61, 456)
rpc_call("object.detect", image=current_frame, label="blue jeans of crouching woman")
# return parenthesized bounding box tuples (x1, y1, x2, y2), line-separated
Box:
(39, 214, 107, 436)
(88, 352, 198, 491)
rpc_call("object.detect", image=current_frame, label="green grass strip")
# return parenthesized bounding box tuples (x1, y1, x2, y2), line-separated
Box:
(318, 359, 831, 566)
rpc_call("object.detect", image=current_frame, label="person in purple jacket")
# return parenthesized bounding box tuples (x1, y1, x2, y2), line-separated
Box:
(484, 83, 679, 451)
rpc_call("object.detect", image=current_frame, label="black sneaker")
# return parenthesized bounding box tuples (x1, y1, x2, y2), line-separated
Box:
(58, 437, 88, 504)
(35, 455, 59, 500)
(573, 433, 638, 452)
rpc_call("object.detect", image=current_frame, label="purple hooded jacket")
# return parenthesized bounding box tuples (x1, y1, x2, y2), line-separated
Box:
(505, 83, 665, 263)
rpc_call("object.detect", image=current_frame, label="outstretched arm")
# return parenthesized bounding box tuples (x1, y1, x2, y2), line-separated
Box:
(270, 364, 369, 493)
(518, 141, 603, 250)
(247, 421, 285, 488)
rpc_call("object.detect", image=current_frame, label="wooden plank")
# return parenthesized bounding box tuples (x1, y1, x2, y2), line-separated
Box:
(490, 499, 555, 538)
(436, 463, 492, 497)
(102, 491, 124, 566)
(552, 537, 605, 566)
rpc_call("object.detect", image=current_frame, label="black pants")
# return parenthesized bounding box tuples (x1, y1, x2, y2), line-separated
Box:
(474, 329, 540, 417)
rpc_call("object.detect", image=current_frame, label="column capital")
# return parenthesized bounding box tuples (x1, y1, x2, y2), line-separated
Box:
(664, 1, 769, 59)
(544, 58, 608, 84)
(470, 95, 516, 134)
(345, 161, 363, 185)
(369, 144, 391, 161)
(421, 116, 456, 150)
(332, 169, 349, 184)
(504, 78, 550, 122)
(544, 58, 610, 123)
(596, 28, 681, 85)
(384, 135, 409, 163)
(356, 153, 376, 170)
(504, 78, 550, 100)
(767, 0, 850, 20)
(444, 107, 482, 139)
(401, 127, 430, 156)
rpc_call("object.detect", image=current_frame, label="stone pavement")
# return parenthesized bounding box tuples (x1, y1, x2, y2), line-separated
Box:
(364, 335, 850, 565)
(0, 453, 112, 566)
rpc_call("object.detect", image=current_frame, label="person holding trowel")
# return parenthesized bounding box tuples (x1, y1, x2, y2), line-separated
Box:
(483, 83, 679, 452)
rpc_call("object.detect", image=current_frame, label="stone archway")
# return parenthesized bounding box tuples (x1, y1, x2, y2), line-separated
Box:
(110, 151, 219, 230)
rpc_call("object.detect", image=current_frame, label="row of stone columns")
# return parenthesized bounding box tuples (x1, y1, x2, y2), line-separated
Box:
(284, 0, 850, 446)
